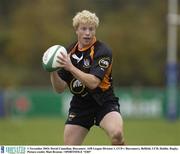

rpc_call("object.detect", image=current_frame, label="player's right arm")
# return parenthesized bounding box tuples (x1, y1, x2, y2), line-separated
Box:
(50, 72, 67, 93)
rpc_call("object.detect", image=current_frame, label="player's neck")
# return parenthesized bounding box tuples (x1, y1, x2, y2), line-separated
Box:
(78, 37, 96, 51)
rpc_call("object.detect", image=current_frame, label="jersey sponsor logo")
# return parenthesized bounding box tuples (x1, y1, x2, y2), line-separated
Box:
(98, 57, 110, 69)
(70, 78, 85, 94)
(72, 53, 83, 63)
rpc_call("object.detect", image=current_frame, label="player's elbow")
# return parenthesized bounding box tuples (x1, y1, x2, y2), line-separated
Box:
(52, 83, 66, 93)
(53, 87, 65, 93)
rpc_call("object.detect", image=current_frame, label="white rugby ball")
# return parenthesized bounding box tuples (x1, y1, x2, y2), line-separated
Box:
(42, 45, 67, 72)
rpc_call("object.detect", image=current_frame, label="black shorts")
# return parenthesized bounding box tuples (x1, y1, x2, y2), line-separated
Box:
(65, 96, 120, 130)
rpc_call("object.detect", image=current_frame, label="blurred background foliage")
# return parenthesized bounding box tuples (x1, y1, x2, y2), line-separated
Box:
(0, 0, 179, 88)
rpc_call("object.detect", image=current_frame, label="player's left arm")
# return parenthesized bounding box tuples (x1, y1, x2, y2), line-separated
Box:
(56, 53, 101, 90)
(89, 45, 112, 82)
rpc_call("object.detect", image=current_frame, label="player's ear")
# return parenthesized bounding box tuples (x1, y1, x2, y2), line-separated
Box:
(75, 29, 78, 35)
(75, 26, 79, 35)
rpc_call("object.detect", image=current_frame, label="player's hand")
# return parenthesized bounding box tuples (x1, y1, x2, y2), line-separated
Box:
(56, 53, 74, 72)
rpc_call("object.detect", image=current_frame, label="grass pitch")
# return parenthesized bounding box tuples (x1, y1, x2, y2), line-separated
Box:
(0, 118, 179, 145)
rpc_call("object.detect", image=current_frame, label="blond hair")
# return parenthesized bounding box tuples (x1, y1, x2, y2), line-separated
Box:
(72, 10, 99, 29)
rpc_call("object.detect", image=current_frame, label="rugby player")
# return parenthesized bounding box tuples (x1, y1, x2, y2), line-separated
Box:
(50, 10, 125, 145)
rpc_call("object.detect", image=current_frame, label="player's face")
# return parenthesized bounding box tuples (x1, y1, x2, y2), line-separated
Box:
(76, 23, 96, 49)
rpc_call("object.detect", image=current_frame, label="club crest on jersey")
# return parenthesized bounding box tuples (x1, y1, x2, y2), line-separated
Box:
(99, 57, 110, 69)
(83, 58, 91, 68)
(70, 78, 85, 94)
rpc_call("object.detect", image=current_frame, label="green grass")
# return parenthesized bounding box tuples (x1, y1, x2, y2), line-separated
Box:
(0, 118, 180, 145)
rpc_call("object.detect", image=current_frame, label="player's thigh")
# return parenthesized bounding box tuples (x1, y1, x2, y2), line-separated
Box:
(99, 111, 123, 136)
(64, 124, 89, 145)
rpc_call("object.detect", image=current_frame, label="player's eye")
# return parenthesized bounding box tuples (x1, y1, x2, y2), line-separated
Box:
(89, 27, 94, 31)
(81, 27, 87, 31)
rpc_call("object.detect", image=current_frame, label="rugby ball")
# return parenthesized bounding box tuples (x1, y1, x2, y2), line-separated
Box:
(42, 45, 67, 72)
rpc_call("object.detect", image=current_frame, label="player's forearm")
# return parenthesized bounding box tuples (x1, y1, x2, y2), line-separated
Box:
(57, 53, 101, 89)
(69, 65, 101, 90)
(50, 72, 67, 93)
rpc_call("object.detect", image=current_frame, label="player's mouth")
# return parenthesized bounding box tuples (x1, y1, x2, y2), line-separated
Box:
(83, 37, 91, 42)
(83, 37, 91, 41)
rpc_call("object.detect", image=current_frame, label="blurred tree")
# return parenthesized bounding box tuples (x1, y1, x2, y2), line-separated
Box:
(67, 0, 121, 16)
(98, 0, 167, 86)
(1, 0, 73, 87)
(6, 0, 71, 65)
(0, 0, 178, 88)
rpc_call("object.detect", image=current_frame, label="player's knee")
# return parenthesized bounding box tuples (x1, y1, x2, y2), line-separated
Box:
(64, 137, 70, 145)
(111, 129, 124, 145)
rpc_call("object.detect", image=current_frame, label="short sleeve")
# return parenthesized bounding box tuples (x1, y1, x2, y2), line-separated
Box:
(89, 44, 112, 80)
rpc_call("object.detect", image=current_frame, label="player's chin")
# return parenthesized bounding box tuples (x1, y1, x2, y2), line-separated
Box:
(83, 39, 91, 46)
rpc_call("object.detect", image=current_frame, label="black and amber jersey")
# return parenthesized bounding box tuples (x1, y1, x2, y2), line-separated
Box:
(58, 38, 118, 105)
